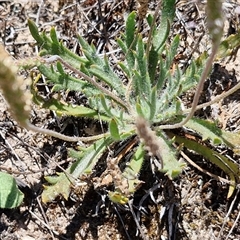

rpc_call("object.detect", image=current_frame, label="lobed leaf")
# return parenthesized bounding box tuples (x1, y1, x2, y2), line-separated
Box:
(42, 137, 113, 202)
(28, 20, 87, 68)
(69, 137, 113, 178)
(156, 131, 186, 179)
(36, 64, 100, 94)
(133, 35, 151, 100)
(42, 98, 110, 121)
(42, 172, 73, 203)
(122, 144, 145, 194)
(88, 65, 125, 96)
(185, 118, 240, 153)
(184, 118, 223, 144)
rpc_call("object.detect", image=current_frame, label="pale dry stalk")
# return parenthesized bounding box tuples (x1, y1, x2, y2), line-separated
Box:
(136, 117, 163, 168)
(0, 45, 32, 128)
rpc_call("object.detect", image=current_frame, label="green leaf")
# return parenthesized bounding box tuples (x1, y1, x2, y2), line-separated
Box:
(134, 35, 151, 99)
(217, 29, 240, 59)
(42, 137, 113, 203)
(0, 172, 24, 208)
(69, 137, 113, 176)
(89, 65, 125, 96)
(220, 131, 240, 155)
(125, 11, 137, 50)
(125, 11, 137, 70)
(37, 64, 97, 93)
(118, 61, 131, 78)
(28, 20, 87, 68)
(123, 144, 145, 194)
(78, 35, 104, 68)
(99, 94, 112, 115)
(170, 35, 180, 60)
(149, 0, 176, 81)
(41, 98, 111, 122)
(117, 38, 128, 54)
(184, 117, 240, 152)
(136, 100, 145, 118)
(149, 86, 157, 120)
(77, 36, 125, 96)
(50, 27, 60, 45)
(109, 118, 121, 140)
(152, 0, 176, 51)
(42, 172, 73, 203)
(156, 53, 168, 90)
(56, 62, 65, 74)
(28, 19, 45, 45)
(184, 118, 223, 144)
(176, 51, 207, 94)
(172, 134, 239, 198)
(156, 131, 186, 179)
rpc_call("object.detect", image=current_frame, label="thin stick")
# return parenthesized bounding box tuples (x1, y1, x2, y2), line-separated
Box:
(180, 150, 233, 185)
(225, 193, 240, 240)
(184, 81, 240, 113)
(113, 204, 132, 240)
(26, 121, 108, 142)
(217, 188, 239, 239)
(128, 199, 149, 240)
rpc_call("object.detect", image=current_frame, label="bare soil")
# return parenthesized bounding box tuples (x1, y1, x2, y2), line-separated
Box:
(0, 0, 240, 240)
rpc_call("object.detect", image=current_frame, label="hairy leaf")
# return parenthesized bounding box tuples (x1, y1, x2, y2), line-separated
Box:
(185, 118, 223, 144)
(156, 131, 186, 179)
(149, 0, 176, 81)
(109, 118, 121, 140)
(28, 20, 87, 68)
(42, 137, 113, 202)
(123, 144, 145, 194)
(69, 137, 113, 177)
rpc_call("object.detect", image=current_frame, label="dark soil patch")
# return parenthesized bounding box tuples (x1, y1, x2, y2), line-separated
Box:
(0, 1, 240, 239)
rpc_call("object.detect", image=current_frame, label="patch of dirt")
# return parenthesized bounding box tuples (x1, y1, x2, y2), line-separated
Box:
(0, 0, 240, 240)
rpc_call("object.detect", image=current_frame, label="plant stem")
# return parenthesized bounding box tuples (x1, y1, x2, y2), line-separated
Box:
(183, 81, 240, 113)
(26, 121, 108, 142)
